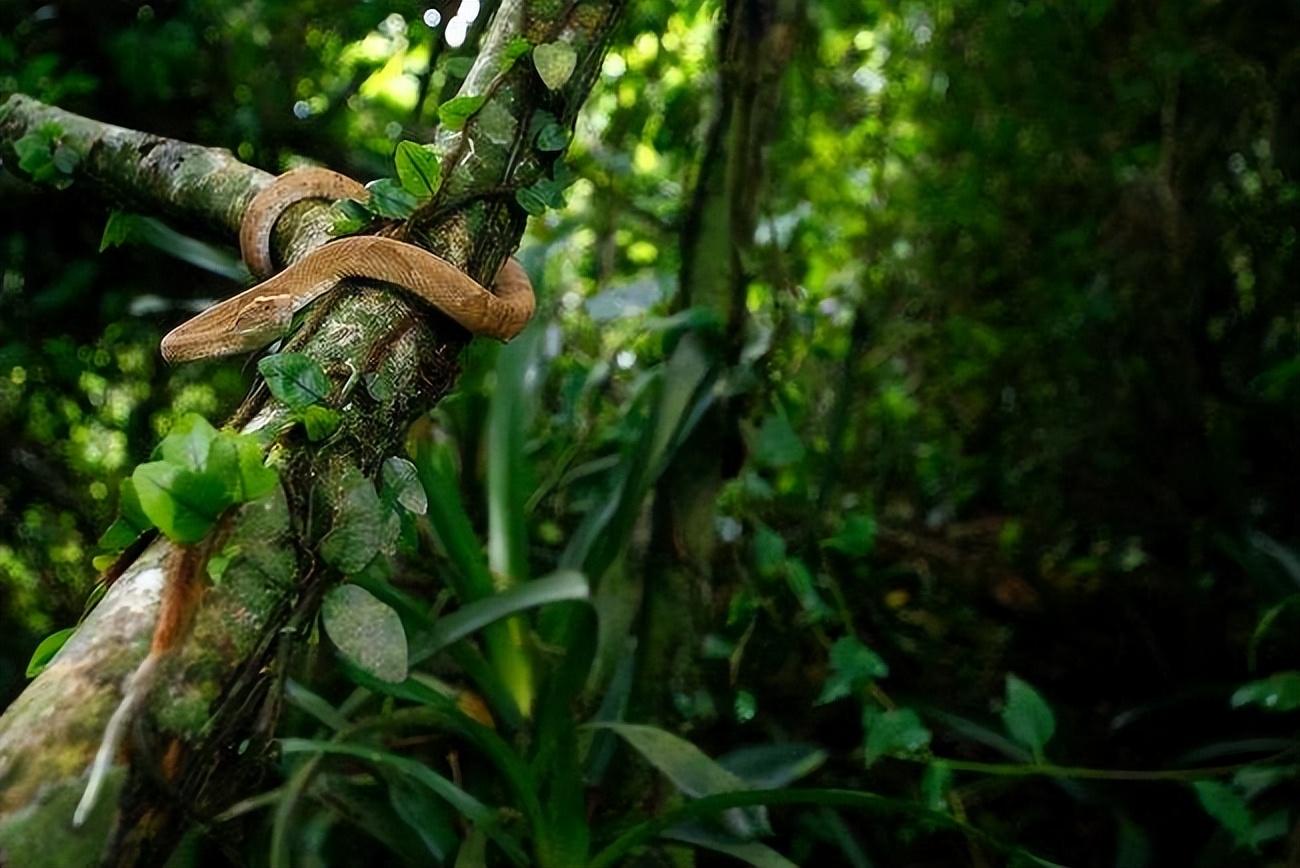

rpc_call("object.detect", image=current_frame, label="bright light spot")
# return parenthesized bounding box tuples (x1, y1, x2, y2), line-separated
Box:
(915, 24, 933, 45)
(853, 30, 875, 50)
(293, 100, 311, 119)
(457, 0, 481, 22)
(9, 366, 25, 385)
(90, 481, 108, 500)
(380, 13, 407, 38)
(446, 16, 468, 47)
(853, 66, 886, 95)
(616, 349, 637, 369)
(422, 8, 442, 27)
(602, 52, 626, 78)
(561, 291, 582, 311)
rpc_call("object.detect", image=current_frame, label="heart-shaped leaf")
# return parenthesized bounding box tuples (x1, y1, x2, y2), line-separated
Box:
(394, 140, 441, 198)
(321, 584, 409, 683)
(533, 42, 576, 91)
(258, 352, 331, 410)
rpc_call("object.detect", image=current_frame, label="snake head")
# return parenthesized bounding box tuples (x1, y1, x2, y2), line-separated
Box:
(232, 293, 295, 342)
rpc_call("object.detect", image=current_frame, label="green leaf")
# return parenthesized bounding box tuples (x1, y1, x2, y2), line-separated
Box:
(321, 584, 409, 683)
(753, 412, 805, 468)
(99, 211, 140, 252)
(586, 787, 1062, 868)
(533, 41, 577, 90)
(535, 122, 569, 152)
(320, 471, 385, 574)
(1001, 675, 1056, 760)
(816, 637, 888, 705)
(414, 570, 589, 663)
(752, 524, 787, 579)
(26, 627, 75, 678)
(717, 744, 828, 790)
(298, 405, 340, 441)
(591, 723, 770, 838)
(132, 461, 230, 543)
(157, 413, 219, 470)
(97, 478, 153, 551)
(364, 177, 422, 219)
(258, 352, 331, 410)
(663, 825, 798, 868)
(207, 431, 279, 502)
(863, 708, 931, 766)
(921, 762, 952, 812)
(382, 457, 427, 516)
(1192, 781, 1254, 850)
(502, 36, 532, 67)
(328, 198, 372, 236)
(1231, 672, 1300, 712)
(393, 140, 441, 198)
(822, 513, 876, 558)
(277, 738, 520, 861)
(437, 94, 486, 131)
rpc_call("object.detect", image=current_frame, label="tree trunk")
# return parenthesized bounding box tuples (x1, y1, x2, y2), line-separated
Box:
(0, 2, 624, 865)
(636, 0, 803, 723)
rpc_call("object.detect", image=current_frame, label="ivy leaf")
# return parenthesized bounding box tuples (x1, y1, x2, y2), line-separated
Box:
(752, 523, 787, 579)
(299, 405, 341, 442)
(364, 177, 422, 219)
(394, 140, 441, 199)
(921, 762, 952, 812)
(502, 36, 532, 69)
(822, 513, 876, 558)
(753, 412, 805, 468)
(320, 471, 385, 574)
(328, 198, 372, 236)
(382, 456, 427, 515)
(321, 584, 409, 683)
(1001, 675, 1056, 760)
(207, 431, 279, 502)
(157, 413, 219, 470)
(258, 352, 331, 410)
(25, 627, 76, 678)
(437, 95, 486, 132)
(1192, 781, 1255, 850)
(1231, 672, 1300, 712)
(533, 41, 577, 90)
(864, 707, 932, 767)
(535, 121, 569, 152)
(816, 636, 889, 705)
(132, 461, 231, 543)
(99, 211, 143, 252)
(98, 478, 153, 551)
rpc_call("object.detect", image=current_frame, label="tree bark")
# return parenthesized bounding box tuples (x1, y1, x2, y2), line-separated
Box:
(0, 2, 623, 865)
(637, 0, 803, 722)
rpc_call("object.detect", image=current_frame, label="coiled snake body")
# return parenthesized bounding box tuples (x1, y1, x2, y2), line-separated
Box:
(160, 167, 535, 362)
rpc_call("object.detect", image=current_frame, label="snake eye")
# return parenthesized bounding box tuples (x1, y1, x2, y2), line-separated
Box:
(233, 295, 294, 338)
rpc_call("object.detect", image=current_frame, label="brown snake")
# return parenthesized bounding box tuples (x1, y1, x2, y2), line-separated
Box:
(160, 167, 535, 362)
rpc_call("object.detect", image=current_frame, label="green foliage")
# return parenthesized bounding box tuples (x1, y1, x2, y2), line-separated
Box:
(320, 585, 409, 684)
(24, 627, 74, 678)
(1231, 672, 1300, 713)
(532, 42, 577, 91)
(437, 95, 486, 131)
(393, 140, 441, 198)
(1001, 675, 1057, 761)
(13, 121, 78, 188)
(127, 414, 278, 544)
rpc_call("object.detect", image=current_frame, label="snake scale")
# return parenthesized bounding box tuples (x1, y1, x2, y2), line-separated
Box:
(160, 167, 535, 362)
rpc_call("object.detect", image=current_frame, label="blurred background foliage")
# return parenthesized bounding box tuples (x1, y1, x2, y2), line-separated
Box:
(2, 0, 1300, 865)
